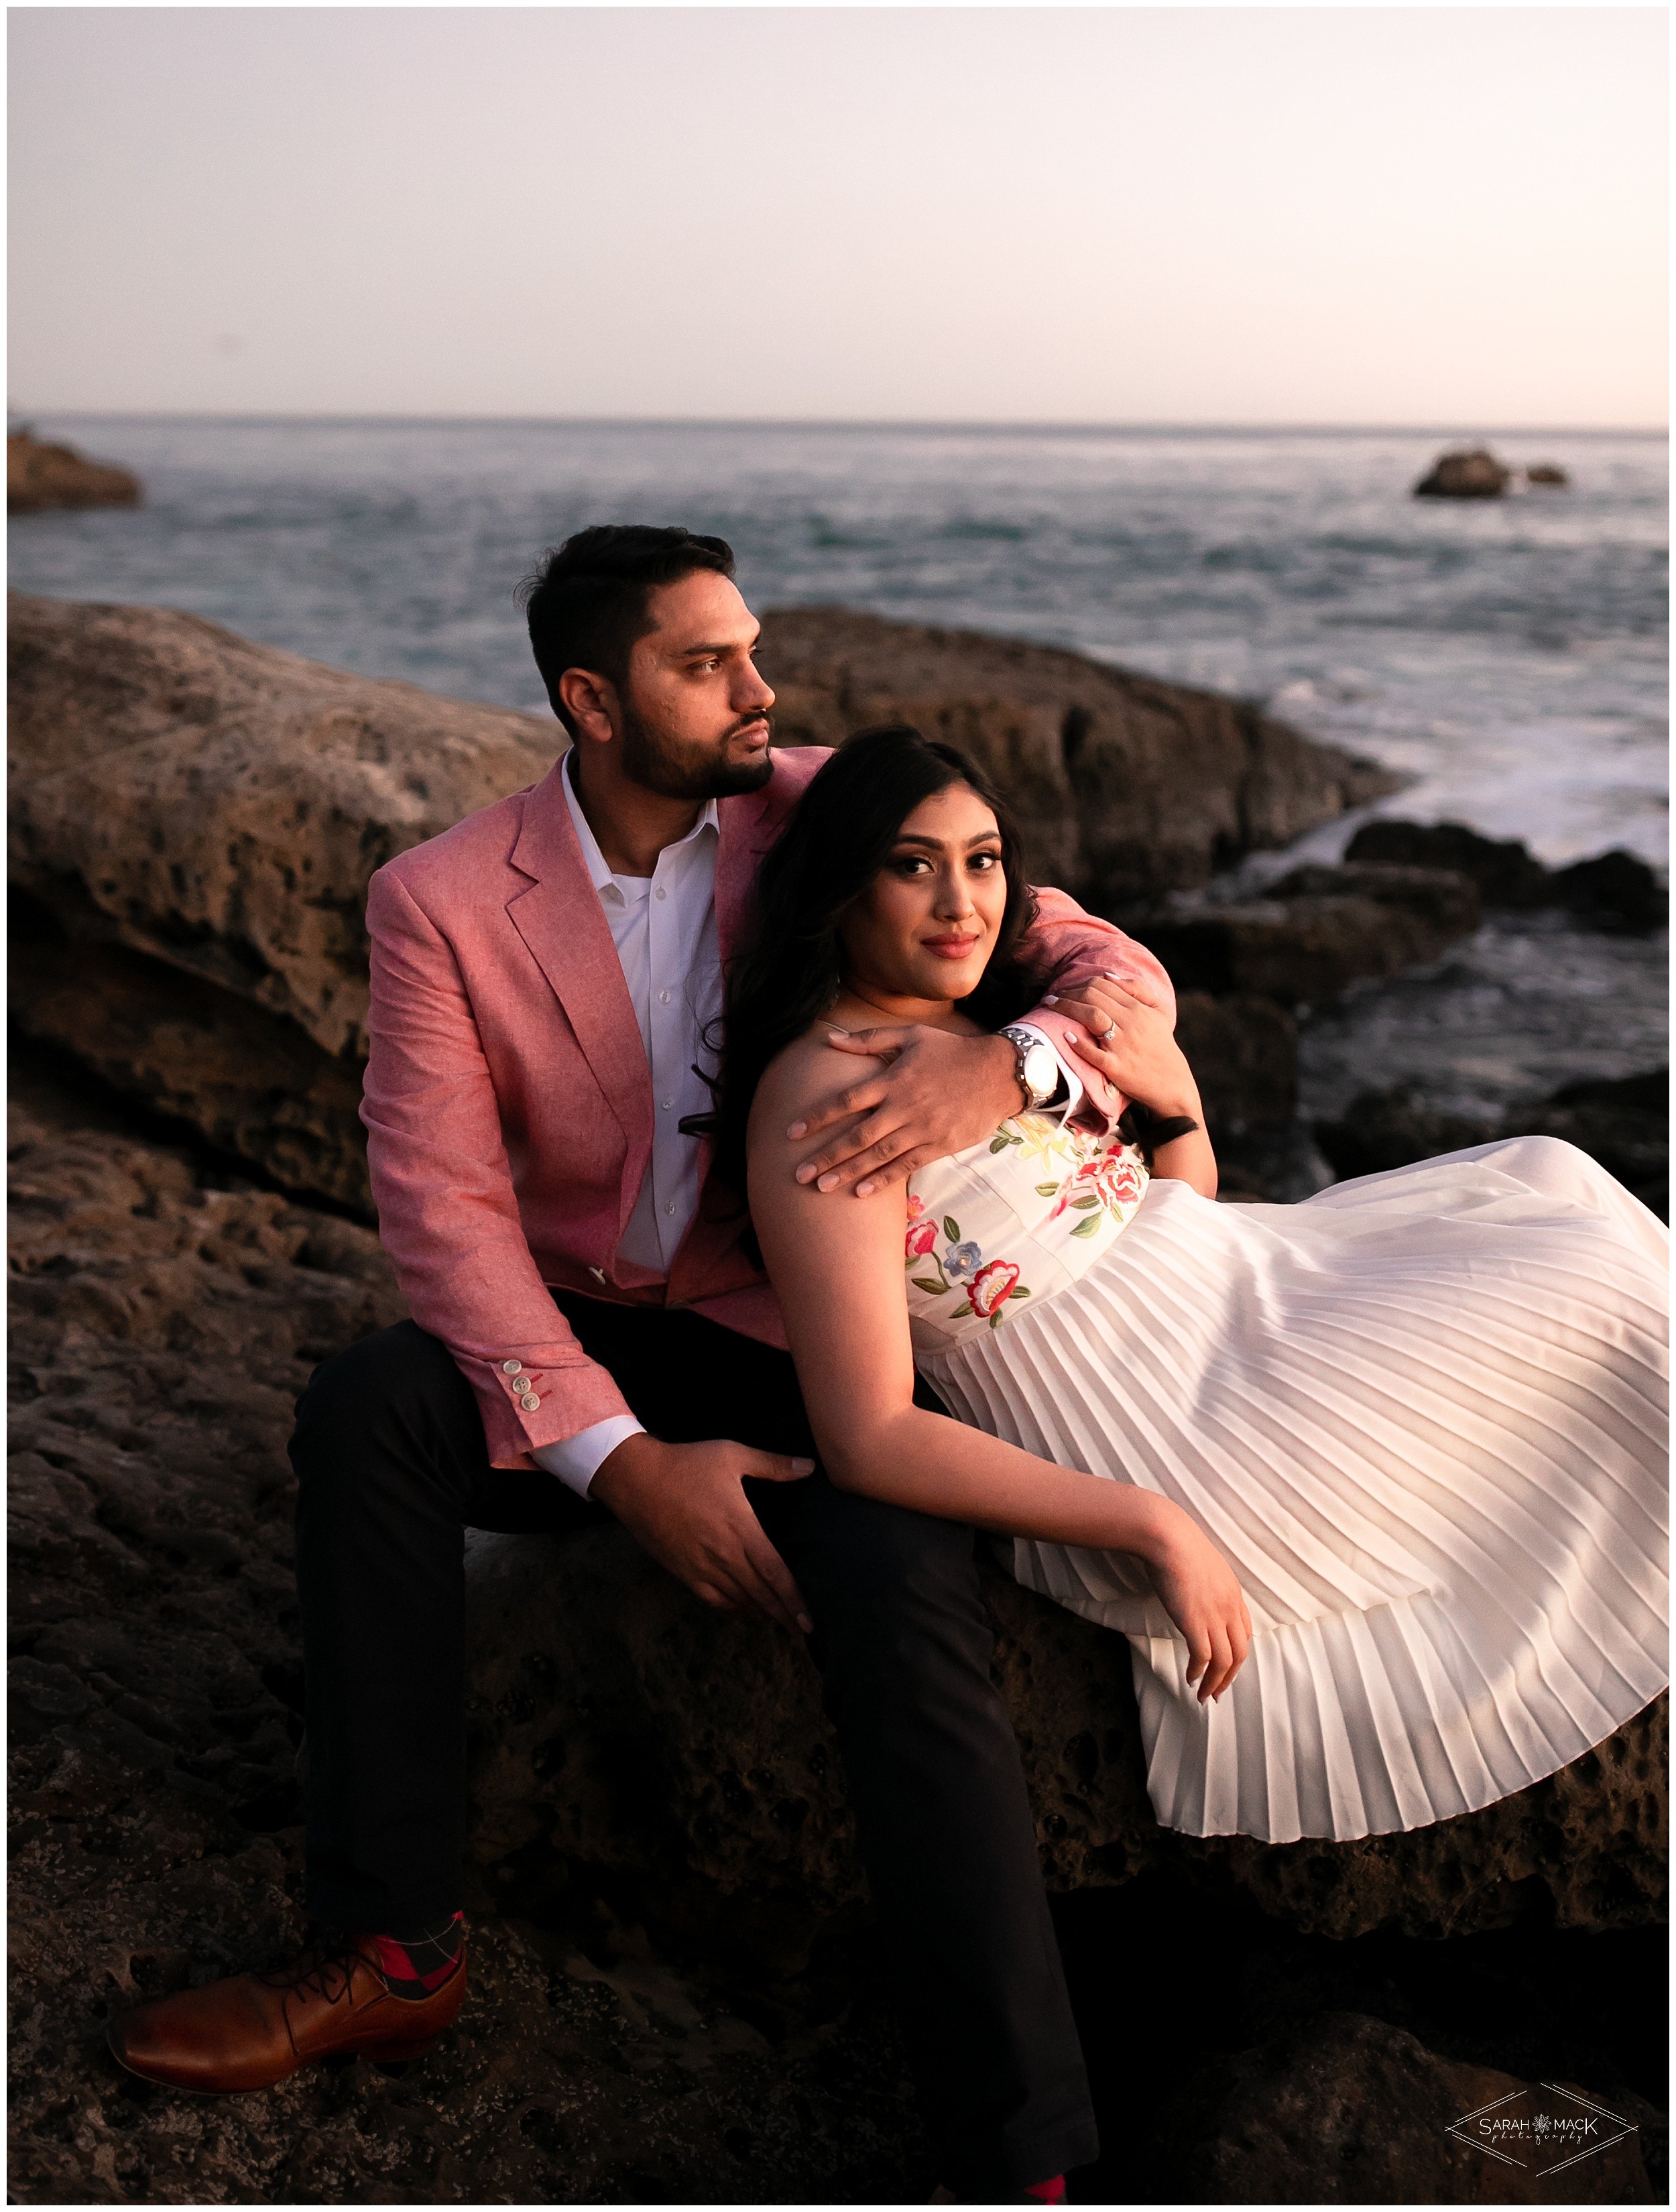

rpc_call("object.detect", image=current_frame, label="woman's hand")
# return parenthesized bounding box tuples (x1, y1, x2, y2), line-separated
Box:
(1136, 1497, 1252, 1701)
(1046, 973, 1200, 1120)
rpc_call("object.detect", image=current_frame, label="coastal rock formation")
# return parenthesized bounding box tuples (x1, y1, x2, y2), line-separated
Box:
(1126, 863, 1483, 1009)
(6, 1064, 929, 2205)
(1348, 819, 1667, 930)
(7, 430, 141, 513)
(758, 605, 1400, 906)
(9, 591, 1398, 1213)
(9, 1057, 1666, 2203)
(463, 1520, 1668, 1945)
(1527, 463, 1571, 487)
(1166, 2014, 1654, 2204)
(1413, 447, 1512, 499)
(9, 592, 563, 1208)
(1317, 1069, 1669, 1221)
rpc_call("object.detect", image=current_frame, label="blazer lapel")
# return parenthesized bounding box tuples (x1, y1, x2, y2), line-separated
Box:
(506, 761, 653, 1181)
(715, 782, 782, 961)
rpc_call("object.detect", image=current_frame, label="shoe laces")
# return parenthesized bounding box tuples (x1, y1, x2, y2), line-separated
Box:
(259, 1937, 369, 2008)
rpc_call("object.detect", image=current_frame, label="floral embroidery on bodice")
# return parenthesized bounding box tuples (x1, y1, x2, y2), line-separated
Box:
(904, 1113, 1150, 1354)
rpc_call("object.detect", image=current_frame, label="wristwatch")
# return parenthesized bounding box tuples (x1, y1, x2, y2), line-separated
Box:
(998, 1025, 1062, 1111)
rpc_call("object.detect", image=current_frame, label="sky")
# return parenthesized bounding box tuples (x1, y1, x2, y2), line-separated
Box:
(7, 6, 1668, 427)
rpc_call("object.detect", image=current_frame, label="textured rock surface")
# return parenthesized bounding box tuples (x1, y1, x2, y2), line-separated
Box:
(1413, 448, 1512, 499)
(1129, 863, 1484, 1009)
(759, 604, 1400, 905)
(8, 431, 141, 513)
(1166, 2012, 1653, 2203)
(6, 1058, 928, 2205)
(465, 1523, 1669, 1944)
(10, 1057, 1668, 2202)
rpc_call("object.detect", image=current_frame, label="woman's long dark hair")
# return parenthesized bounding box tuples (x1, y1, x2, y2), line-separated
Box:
(699, 724, 1049, 1202)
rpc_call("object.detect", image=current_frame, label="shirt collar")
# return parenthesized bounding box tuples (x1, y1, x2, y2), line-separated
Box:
(561, 747, 719, 897)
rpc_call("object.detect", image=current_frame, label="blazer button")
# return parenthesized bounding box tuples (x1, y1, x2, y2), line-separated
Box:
(589, 1266, 607, 1284)
(520, 1393, 540, 1412)
(501, 1359, 524, 1375)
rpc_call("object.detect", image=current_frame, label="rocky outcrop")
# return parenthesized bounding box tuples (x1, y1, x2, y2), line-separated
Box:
(1127, 863, 1483, 1010)
(1317, 1069, 1669, 1221)
(7, 430, 141, 513)
(1348, 819, 1667, 930)
(464, 1520, 1667, 1945)
(9, 592, 564, 1209)
(758, 605, 1400, 905)
(6, 1066, 934, 2205)
(1166, 2013, 1653, 2204)
(1527, 463, 1571, 487)
(1413, 447, 1511, 499)
(9, 591, 1400, 1213)
(9, 1063, 1667, 2204)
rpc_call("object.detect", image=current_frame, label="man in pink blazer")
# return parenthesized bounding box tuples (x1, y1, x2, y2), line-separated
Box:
(110, 526, 1173, 2199)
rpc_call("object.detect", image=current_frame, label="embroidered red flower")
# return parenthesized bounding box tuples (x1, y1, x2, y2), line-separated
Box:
(968, 1259, 1020, 1318)
(904, 1195, 939, 1259)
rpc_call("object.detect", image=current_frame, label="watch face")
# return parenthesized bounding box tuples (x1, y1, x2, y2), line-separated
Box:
(1022, 1042, 1058, 1101)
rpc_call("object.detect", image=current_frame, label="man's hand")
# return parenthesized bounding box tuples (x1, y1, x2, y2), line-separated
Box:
(589, 1434, 815, 1634)
(786, 1027, 1020, 1196)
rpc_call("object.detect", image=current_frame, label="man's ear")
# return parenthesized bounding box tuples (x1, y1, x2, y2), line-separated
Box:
(558, 666, 618, 744)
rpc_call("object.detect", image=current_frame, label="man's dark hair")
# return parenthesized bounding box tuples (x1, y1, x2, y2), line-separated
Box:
(516, 525, 736, 735)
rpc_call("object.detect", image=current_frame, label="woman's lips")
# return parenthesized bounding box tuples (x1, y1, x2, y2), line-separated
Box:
(922, 934, 982, 959)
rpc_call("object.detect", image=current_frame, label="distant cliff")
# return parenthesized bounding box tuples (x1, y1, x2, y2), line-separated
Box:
(7, 430, 141, 513)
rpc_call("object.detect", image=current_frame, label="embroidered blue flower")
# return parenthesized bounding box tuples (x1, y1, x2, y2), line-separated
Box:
(943, 1241, 983, 1282)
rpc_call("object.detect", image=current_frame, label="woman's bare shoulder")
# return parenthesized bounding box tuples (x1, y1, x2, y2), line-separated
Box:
(749, 1027, 862, 1146)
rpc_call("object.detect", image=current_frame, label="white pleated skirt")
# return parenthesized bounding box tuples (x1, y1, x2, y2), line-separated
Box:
(917, 1135, 1669, 1843)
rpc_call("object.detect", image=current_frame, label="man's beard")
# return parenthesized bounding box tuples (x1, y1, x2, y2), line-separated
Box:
(619, 704, 776, 802)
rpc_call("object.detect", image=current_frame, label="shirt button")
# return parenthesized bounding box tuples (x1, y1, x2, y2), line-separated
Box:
(655, 887, 667, 900)
(665, 1201, 676, 1215)
(661, 1097, 673, 1110)
(501, 1359, 524, 1375)
(520, 1392, 540, 1412)
(658, 989, 672, 1005)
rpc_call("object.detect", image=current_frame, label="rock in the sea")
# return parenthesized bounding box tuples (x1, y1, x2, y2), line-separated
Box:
(464, 1522, 1668, 1943)
(1413, 446, 1512, 499)
(1348, 819, 1667, 930)
(1526, 463, 1571, 487)
(1126, 864, 1483, 1009)
(1169, 2012, 1654, 2204)
(7, 429, 141, 512)
(759, 605, 1400, 906)
(9, 591, 1400, 1212)
(1316, 1070, 1669, 1220)
(1175, 990, 1299, 1135)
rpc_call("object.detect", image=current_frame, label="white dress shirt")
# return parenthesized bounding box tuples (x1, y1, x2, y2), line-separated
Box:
(536, 749, 1079, 1499)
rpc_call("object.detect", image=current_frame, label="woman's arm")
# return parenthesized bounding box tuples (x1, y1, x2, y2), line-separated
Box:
(1049, 979, 1217, 1199)
(749, 1037, 1250, 1700)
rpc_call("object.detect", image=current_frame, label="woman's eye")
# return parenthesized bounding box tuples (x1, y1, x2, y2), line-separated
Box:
(969, 852, 1000, 873)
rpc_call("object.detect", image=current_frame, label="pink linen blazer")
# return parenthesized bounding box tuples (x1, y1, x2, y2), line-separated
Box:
(361, 745, 1175, 1466)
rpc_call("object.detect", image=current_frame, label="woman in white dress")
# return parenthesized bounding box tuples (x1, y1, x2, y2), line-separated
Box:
(710, 725, 1668, 1846)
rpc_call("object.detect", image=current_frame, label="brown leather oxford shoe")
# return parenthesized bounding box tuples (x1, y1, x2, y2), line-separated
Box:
(107, 1932, 467, 2094)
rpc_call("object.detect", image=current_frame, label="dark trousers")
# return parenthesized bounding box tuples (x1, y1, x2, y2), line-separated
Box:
(290, 1297, 1097, 2193)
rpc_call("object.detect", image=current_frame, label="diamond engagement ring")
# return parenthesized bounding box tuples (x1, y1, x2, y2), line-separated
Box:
(1097, 1020, 1118, 1042)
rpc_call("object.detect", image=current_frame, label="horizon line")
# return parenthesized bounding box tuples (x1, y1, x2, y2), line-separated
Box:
(8, 408, 1668, 440)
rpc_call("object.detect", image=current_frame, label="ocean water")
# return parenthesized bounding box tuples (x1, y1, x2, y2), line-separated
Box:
(10, 416, 1667, 1113)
